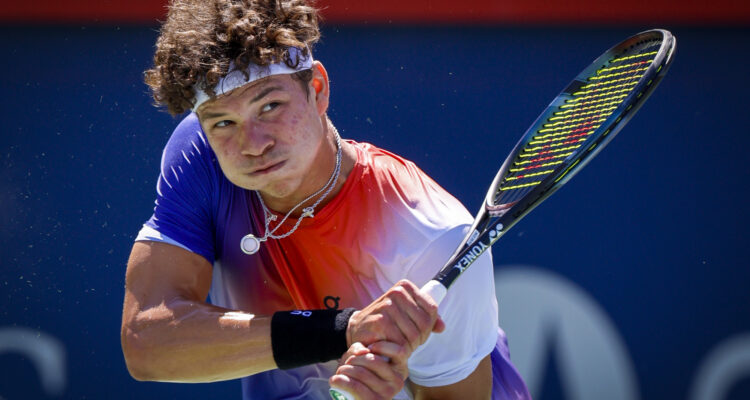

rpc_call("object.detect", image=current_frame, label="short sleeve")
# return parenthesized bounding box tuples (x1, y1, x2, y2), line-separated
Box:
(404, 225, 499, 387)
(139, 113, 219, 264)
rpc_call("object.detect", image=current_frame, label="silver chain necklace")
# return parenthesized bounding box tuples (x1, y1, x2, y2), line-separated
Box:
(240, 125, 342, 255)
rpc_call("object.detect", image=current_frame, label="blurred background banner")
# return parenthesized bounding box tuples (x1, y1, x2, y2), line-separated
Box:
(1, 1, 748, 400)
(2, 0, 750, 24)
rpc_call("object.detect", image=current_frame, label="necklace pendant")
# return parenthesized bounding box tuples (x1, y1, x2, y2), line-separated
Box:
(301, 207, 314, 218)
(240, 234, 261, 255)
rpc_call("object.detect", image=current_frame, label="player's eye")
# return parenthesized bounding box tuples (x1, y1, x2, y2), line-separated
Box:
(214, 120, 234, 128)
(261, 102, 280, 113)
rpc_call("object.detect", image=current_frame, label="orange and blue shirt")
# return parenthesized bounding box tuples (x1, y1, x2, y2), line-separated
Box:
(136, 113, 530, 399)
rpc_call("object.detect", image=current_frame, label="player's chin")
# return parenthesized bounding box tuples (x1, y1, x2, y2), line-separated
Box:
(225, 168, 269, 186)
(231, 174, 295, 198)
(224, 174, 258, 190)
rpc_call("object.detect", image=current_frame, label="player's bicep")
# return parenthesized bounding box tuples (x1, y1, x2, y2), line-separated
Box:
(408, 354, 492, 400)
(123, 241, 213, 316)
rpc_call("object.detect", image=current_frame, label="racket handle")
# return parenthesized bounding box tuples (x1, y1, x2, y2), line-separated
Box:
(329, 388, 355, 400)
(328, 280, 447, 399)
(420, 279, 448, 305)
(330, 350, 393, 399)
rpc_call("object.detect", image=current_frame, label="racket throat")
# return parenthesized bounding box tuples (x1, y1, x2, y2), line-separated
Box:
(436, 218, 506, 290)
(487, 207, 512, 218)
(486, 200, 517, 218)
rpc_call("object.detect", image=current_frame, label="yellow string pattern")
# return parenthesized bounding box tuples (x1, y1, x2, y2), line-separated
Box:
(495, 43, 658, 200)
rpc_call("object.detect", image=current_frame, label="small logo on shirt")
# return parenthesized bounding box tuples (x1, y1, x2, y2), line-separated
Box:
(324, 296, 340, 310)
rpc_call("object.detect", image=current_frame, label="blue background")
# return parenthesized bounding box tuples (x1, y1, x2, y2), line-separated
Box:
(1, 24, 748, 399)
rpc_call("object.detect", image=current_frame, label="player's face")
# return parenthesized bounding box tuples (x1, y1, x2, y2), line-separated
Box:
(197, 64, 331, 209)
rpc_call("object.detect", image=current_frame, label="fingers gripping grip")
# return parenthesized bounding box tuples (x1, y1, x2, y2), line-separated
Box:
(420, 280, 448, 305)
(328, 280, 447, 399)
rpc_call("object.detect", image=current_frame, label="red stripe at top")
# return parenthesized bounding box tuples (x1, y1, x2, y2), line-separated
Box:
(3, 0, 750, 24)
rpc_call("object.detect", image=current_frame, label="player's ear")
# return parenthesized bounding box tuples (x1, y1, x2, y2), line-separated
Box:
(310, 61, 329, 115)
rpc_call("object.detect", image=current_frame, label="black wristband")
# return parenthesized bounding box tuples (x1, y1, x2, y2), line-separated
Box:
(271, 307, 357, 370)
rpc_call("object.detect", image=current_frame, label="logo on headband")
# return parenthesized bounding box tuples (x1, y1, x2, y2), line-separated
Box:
(192, 47, 313, 111)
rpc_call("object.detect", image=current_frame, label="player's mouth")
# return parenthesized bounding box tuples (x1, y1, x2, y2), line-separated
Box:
(248, 160, 286, 176)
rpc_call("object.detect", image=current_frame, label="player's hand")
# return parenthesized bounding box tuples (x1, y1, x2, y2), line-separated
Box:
(329, 341, 409, 400)
(347, 279, 445, 355)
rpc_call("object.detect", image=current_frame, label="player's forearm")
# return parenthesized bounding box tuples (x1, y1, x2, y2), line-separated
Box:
(121, 297, 275, 383)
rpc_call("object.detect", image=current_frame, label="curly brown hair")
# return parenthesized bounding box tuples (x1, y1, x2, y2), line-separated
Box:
(144, 0, 321, 115)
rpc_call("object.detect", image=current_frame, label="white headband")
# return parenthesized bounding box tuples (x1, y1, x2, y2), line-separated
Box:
(192, 47, 313, 111)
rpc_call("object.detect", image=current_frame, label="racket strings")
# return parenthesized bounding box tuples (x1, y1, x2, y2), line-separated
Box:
(575, 75, 644, 93)
(494, 40, 661, 205)
(549, 103, 620, 121)
(561, 85, 636, 107)
(525, 134, 589, 151)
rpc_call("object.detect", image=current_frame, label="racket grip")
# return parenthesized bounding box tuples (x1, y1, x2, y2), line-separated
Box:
(329, 351, 392, 399)
(329, 388, 355, 400)
(328, 280, 446, 400)
(420, 279, 448, 305)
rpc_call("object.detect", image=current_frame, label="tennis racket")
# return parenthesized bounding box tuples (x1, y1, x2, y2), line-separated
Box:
(331, 28, 675, 399)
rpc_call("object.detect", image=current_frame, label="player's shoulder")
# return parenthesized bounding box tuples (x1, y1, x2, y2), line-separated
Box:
(165, 113, 208, 148)
(359, 142, 450, 189)
(352, 142, 428, 188)
(354, 141, 472, 224)
(355, 141, 413, 172)
(160, 113, 215, 166)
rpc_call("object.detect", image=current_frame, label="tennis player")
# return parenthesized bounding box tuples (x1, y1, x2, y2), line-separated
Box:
(120, 0, 530, 399)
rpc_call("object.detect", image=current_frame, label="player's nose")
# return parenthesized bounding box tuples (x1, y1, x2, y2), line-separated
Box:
(239, 123, 274, 156)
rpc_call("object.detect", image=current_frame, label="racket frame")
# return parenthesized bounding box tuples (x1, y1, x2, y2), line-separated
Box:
(432, 29, 676, 293)
(330, 29, 675, 400)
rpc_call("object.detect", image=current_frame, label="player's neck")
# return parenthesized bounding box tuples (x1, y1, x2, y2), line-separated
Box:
(260, 139, 356, 218)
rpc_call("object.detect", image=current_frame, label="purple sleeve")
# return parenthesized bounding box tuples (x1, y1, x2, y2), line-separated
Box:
(143, 113, 219, 264)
